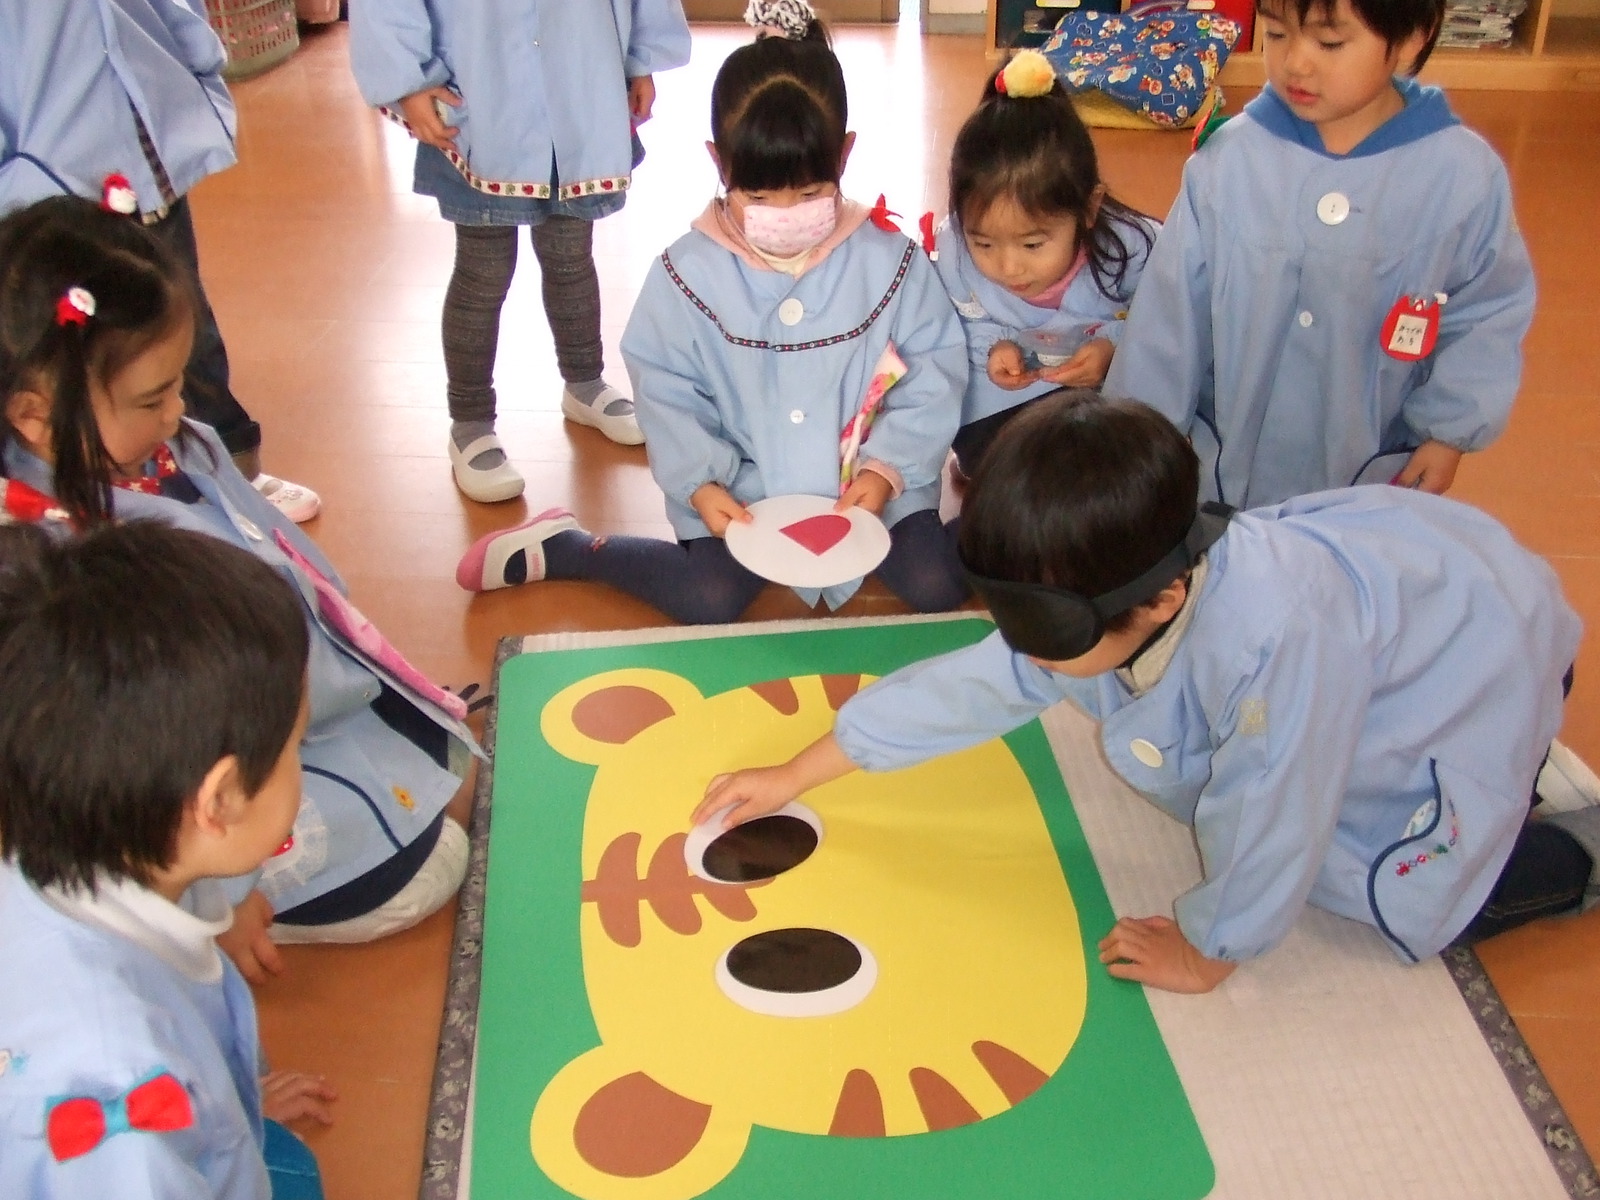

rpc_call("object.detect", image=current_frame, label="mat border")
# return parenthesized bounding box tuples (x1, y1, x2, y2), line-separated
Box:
(418, 619, 1598, 1200)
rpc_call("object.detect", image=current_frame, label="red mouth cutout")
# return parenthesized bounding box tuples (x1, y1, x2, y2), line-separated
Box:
(780, 514, 851, 556)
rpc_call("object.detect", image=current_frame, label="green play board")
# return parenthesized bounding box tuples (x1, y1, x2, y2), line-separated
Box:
(472, 619, 1213, 1200)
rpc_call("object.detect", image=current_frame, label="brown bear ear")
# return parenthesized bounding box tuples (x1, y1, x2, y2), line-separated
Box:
(533, 1048, 751, 1198)
(573, 1072, 713, 1177)
(541, 670, 705, 765)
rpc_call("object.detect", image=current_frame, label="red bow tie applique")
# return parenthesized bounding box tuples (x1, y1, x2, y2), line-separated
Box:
(112, 443, 181, 496)
(868, 194, 902, 234)
(46, 1071, 194, 1161)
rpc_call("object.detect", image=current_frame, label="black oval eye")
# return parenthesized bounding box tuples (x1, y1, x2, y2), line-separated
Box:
(702, 814, 819, 883)
(725, 927, 862, 994)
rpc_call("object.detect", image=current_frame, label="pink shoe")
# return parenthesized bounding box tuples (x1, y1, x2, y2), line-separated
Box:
(456, 507, 581, 592)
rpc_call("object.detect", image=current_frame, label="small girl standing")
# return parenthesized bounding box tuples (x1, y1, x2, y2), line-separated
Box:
(935, 50, 1157, 477)
(350, 0, 692, 502)
(456, 2, 970, 624)
(0, 197, 477, 961)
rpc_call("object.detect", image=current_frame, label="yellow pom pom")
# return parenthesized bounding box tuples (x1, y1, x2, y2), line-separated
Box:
(1001, 49, 1057, 99)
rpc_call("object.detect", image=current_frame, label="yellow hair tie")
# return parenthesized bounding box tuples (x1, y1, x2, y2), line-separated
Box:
(999, 49, 1057, 99)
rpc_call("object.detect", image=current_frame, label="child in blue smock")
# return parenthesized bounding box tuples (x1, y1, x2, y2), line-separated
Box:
(350, 0, 691, 502)
(0, 520, 334, 1198)
(455, 1, 970, 623)
(1104, 0, 1535, 509)
(934, 49, 1157, 477)
(0, 197, 479, 972)
(697, 393, 1600, 994)
(0, 0, 319, 522)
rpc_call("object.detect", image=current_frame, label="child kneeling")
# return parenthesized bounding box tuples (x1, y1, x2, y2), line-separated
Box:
(0, 522, 329, 1197)
(698, 392, 1598, 992)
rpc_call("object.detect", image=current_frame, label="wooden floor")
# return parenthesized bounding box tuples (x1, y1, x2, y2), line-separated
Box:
(205, 18, 1600, 1199)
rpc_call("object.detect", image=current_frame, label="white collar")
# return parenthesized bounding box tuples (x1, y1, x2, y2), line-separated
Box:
(1115, 555, 1209, 698)
(41, 874, 233, 984)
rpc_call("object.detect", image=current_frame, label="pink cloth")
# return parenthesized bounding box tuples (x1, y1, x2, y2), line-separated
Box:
(273, 531, 468, 721)
(1023, 247, 1089, 310)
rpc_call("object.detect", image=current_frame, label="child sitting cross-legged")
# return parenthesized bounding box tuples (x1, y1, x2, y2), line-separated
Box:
(697, 392, 1599, 993)
(0, 520, 334, 1198)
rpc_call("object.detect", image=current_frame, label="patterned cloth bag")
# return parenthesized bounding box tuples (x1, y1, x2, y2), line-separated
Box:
(1040, 0, 1242, 130)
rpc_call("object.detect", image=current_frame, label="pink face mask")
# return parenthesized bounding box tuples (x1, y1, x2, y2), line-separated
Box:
(742, 194, 838, 258)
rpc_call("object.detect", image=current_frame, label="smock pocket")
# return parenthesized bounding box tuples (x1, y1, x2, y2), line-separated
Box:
(1368, 760, 1524, 962)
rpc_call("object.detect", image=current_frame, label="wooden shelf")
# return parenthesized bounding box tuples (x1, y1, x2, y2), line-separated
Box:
(990, 0, 1600, 90)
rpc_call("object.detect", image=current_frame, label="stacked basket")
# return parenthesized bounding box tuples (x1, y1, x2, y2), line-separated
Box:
(203, 0, 299, 80)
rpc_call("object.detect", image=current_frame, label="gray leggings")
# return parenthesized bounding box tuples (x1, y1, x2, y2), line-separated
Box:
(442, 217, 604, 423)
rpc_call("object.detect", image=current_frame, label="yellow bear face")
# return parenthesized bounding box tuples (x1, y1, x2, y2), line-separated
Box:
(531, 668, 1087, 1200)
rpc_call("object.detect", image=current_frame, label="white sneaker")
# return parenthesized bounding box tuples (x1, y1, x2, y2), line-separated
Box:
(561, 383, 644, 446)
(252, 474, 321, 523)
(1536, 739, 1600, 814)
(449, 432, 526, 503)
(269, 817, 469, 944)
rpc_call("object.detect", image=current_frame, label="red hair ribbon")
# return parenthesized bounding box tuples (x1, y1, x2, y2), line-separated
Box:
(101, 173, 138, 215)
(868, 195, 902, 234)
(994, 70, 1008, 95)
(46, 1071, 194, 1162)
(55, 287, 95, 328)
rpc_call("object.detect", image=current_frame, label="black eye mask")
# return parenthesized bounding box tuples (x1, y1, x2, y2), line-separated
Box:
(963, 503, 1234, 661)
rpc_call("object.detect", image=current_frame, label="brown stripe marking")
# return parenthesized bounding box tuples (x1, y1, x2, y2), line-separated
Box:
(909, 1067, 981, 1131)
(748, 678, 800, 715)
(971, 1040, 1050, 1106)
(828, 1069, 887, 1138)
(820, 674, 865, 711)
(572, 686, 676, 745)
(574, 1072, 712, 1178)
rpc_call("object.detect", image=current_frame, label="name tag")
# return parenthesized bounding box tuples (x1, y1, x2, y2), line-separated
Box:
(1381, 293, 1445, 362)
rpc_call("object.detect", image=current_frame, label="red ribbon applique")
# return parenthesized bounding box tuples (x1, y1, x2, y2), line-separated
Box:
(868, 194, 902, 233)
(2, 478, 73, 526)
(46, 1071, 194, 1162)
(918, 212, 937, 257)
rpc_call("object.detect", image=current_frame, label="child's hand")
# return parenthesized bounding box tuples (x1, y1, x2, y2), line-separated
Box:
(836, 470, 892, 516)
(628, 75, 657, 123)
(690, 482, 751, 537)
(217, 889, 284, 986)
(1038, 337, 1115, 389)
(987, 341, 1039, 391)
(694, 766, 799, 829)
(1097, 915, 1237, 994)
(398, 86, 462, 152)
(261, 1070, 338, 1126)
(1394, 440, 1463, 494)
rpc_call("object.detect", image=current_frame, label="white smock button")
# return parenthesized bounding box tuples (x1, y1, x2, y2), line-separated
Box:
(789, 409, 805, 424)
(1129, 739, 1164, 768)
(778, 298, 805, 326)
(1316, 192, 1350, 225)
(1297, 310, 1314, 328)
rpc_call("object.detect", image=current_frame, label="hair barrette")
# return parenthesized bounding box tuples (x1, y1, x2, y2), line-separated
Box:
(55, 287, 96, 328)
(101, 173, 139, 216)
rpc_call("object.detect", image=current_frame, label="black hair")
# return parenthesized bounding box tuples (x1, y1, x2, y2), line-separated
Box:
(710, 21, 849, 193)
(949, 70, 1155, 299)
(0, 520, 309, 893)
(959, 391, 1199, 633)
(0, 196, 196, 527)
(1256, 0, 1444, 72)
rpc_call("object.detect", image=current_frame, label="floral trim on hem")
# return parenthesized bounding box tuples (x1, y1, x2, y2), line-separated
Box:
(377, 107, 631, 202)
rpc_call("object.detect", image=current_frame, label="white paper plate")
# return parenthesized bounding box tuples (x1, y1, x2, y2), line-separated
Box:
(724, 494, 891, 589)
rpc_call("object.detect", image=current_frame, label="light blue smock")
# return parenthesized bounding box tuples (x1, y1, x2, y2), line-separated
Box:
(1, 422, 479, 914)
(932, 213, 1158, 425)
(0, 0, 235, 214)
(1103, 80, 1535, 509)
(349, 0, 690, 199)
(621, 220, 968, 609)
(834, 488, 1579, 964)
(0, 866, 268, 1199)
